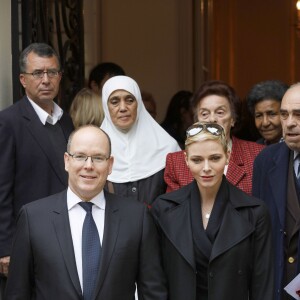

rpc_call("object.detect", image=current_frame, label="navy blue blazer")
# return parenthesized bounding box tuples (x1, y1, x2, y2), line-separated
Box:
(0, 97, 74, 257)
(252, 142, 300, 300)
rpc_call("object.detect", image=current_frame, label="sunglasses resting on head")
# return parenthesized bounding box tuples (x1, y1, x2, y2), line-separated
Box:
(186, 122, 225, 138)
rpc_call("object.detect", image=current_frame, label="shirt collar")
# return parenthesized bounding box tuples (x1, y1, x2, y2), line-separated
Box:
(67, 187, 106, 211)
(28, 97, 63, 125)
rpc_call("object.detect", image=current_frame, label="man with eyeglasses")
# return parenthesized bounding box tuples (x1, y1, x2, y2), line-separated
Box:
(0, 43, 74, 287)
(4, 125, 167, 300)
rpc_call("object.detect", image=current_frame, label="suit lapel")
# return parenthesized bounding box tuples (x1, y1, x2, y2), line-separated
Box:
(19, 97, 67, 185)
(211, 202, 254, 261)
(94, 192, 120, 297)
(157, 185, 196, 270)
(51, 190, 82, 297)
(226, 138, 246, 186)
(268, 143, 290, 228)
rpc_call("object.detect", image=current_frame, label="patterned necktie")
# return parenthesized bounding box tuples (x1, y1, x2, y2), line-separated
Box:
(79, 202, 101, 300)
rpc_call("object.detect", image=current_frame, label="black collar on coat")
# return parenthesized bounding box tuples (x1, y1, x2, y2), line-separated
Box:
(152, 178, 262, 270)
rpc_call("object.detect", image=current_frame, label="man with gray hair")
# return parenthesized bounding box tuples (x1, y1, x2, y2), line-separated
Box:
(0, 43, 73, 285)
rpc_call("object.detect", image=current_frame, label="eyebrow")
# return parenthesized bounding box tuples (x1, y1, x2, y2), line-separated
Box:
(199, 105, 226, 110)
(280, 109, 300, 113)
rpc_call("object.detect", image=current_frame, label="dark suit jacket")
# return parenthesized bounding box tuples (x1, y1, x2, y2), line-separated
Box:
(164, 136, 265, 195)
(0, 97, 74, 257)
(252, 142, 300, 300)
(4, 190, 167, 300)
(151, 180, 274, 300)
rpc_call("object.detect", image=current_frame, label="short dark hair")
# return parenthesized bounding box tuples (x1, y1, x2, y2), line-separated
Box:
(88, 62, 125, 88)
(67, 125, 112, 157)
(19, 43, 61, 73)
(246, 80, 289, 115)
(191, 80, 239, 122)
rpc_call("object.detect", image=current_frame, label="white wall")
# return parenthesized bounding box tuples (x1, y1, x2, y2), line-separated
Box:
(0, 0, 12, 109)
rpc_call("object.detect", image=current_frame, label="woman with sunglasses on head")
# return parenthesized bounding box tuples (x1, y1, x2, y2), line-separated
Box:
(164, 80, 265, 195)
(151, 122, 274, 300)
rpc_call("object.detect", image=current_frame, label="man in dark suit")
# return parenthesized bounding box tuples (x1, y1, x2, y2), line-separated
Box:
(252, 83, 300, 300)
(5, 125, 167, 300)
(0, 43, 73, 280)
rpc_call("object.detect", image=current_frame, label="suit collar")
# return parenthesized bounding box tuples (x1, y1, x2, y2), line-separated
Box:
(157, 188, 196, 270)
(52, 190, 122, 300)
(19, 97, 68, 186)
(156, 180, 257, 268)
(267, 142, 290, 227)
(51, 190, 83, 297)
(160, 179, 261, 209)
(94, 191, 120, 298)
(226, 136, 246, 186)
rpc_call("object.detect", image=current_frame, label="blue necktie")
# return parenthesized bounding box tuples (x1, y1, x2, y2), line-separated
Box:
(79, 202, 101, 300)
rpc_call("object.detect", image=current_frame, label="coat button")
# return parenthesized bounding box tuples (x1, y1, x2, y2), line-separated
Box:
(209, 272, 213, 278)
(238, 270, 243, 275)
(288, 257, 295, 264)
(132, 187, 137, 192)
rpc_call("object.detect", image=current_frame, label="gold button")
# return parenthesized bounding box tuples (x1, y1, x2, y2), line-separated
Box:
(288, 257, 295, 263)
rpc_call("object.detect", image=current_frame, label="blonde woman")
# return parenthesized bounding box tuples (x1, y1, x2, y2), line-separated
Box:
(70, 88, 104, 128)
(151, 122, 274, 300)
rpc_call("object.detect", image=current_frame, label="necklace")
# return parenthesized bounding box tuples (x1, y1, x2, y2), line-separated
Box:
(202, 208, 211, 219)
(204, 212, 210, 219)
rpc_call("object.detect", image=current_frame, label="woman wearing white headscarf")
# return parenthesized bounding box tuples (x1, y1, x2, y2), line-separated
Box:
(101, 76, 180, 204)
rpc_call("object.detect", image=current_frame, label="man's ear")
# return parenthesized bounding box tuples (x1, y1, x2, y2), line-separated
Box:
(19, 74, 26, 88)
(108, 156, 114, 175)
(64, 152, 70, 172)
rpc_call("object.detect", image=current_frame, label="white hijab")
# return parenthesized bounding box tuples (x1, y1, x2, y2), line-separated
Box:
(101, 76, 180, 183)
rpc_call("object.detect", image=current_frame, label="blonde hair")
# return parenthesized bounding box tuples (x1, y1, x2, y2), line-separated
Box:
(185, 123, 228, 153)
(69, 88, 104, 128)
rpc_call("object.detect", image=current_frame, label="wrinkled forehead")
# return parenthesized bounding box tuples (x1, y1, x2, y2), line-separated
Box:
(108, 89, 135, 100)
(282, 86, 300, 108)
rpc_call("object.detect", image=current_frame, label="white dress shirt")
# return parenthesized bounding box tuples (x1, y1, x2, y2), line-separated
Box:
(67, 188, 106, 291)
(28, 97, 63, 125)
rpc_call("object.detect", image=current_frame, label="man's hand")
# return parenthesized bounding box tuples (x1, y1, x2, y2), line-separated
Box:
(0, 256, 10, 277)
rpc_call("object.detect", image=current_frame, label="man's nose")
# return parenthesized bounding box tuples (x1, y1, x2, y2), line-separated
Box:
(84, 156, 94, 168)
(41, 72, 50, 83)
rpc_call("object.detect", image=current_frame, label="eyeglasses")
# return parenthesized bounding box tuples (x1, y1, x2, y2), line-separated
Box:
(67, 153, 110, 164)
(186, 122, 225, 137)
(23, 70, 61, 79)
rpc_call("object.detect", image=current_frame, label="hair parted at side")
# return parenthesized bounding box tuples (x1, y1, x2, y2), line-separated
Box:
(67, 125, 112, 157)
(19, 43, 61, 73)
